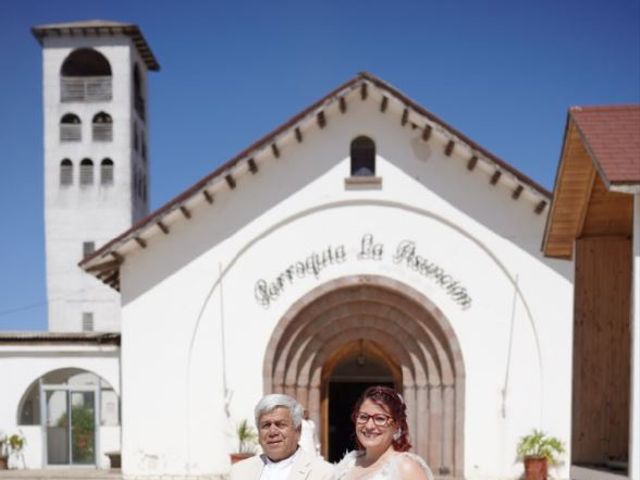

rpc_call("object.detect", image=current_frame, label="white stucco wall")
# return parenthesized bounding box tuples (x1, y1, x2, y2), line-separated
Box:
(0, 344, 120, 469)
(41, 34, 149, 333)
(117, 96, 573, 479)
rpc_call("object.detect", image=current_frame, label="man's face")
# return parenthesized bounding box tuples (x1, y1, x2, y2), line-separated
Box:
(258, 406, 301, 461)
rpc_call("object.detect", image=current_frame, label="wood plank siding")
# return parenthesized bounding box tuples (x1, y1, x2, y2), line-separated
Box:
(572, 237, 631, 467)
(581, 175, 634, 237)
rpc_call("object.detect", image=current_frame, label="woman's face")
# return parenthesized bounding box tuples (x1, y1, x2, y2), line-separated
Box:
(355, 398, 396, 452)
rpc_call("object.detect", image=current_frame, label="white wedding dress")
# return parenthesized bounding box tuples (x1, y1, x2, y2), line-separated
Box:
(332, 451, 435, 480)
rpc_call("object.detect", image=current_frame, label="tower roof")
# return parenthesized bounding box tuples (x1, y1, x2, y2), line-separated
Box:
(32, 19, 160, 71)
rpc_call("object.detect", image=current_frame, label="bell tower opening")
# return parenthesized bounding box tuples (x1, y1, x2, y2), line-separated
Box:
(323, 339, 400, 462)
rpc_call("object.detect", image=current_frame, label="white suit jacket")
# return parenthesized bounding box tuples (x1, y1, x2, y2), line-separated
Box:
(229, 449, 334, 480)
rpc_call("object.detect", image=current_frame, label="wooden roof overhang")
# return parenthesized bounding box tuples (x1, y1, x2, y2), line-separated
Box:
(32, 20, 160, 71)
(80, 72, 552, 291)
(543, 112, 635, 259)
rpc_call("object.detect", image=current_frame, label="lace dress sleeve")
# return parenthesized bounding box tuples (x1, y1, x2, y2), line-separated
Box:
(331, 451, 359, 480)
(387, 452, 434, 480)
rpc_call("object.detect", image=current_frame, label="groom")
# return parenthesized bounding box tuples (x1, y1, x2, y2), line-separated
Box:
(230, 394, 333, 480)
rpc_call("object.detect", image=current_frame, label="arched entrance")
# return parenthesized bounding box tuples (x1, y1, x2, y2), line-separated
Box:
(18, 368, 119, 467)
(264, 275, 465, 477)
(323, 339, 400, 461)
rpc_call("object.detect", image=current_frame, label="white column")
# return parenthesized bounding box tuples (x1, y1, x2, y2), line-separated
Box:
(630, 194, 640, 480)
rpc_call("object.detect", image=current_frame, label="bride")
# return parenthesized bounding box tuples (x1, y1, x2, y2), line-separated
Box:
(332, 386, 433, 480)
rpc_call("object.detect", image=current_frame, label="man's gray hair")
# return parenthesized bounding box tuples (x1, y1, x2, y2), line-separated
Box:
(254, 394, 304, 429)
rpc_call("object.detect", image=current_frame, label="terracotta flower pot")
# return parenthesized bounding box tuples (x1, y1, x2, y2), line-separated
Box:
(524, 456, 548, 480)
(230, 452, 254, 464)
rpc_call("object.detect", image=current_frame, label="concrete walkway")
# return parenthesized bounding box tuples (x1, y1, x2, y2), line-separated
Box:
(0, 470, 121, 479)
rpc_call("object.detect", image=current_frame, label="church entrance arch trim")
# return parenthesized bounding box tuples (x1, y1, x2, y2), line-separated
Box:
(263, 275, 465, 477)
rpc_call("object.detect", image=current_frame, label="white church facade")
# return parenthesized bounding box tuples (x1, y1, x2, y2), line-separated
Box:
(0, 20, 575, 480)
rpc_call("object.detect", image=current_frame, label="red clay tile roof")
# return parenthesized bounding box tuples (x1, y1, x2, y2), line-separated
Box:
(570, 105, 640, 186)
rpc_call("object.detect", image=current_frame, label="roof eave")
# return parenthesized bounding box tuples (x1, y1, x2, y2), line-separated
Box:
(81, 72, 554, 287)
(31, 22, 160, 71)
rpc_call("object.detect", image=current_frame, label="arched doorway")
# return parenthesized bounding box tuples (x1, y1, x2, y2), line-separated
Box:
(323, 339, 400, 461)
(18, 368, 119, 466)
(264, 275, 465, 477)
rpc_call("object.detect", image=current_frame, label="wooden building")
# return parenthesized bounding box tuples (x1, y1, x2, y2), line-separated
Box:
(543, 105, 640, 480)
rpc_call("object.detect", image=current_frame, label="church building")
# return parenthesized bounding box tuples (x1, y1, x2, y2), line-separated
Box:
(0, 20, 575, 480)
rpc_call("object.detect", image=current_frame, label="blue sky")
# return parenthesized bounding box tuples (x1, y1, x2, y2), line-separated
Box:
(0, 0, 638, 330)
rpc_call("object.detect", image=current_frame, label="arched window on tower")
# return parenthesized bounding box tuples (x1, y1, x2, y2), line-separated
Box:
(60, 159, 73, 186)
(350, 136, 376, 176)
(60, 113, 81, 142)
(79, 158, 94, 186)
(60, 48, 112, 102)
(100, 158, 114, 185)
(133, 64, 145, 120)
(92, 112, 113, 141)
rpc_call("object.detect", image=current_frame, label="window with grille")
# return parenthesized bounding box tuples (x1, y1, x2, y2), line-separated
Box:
(101, 158, 114, 185)
(80, 158, 94, 185)
(82, 241, 95, 258)
(82, 312, 94, 332)
(60, 159, 73, 186)
(60, 113, 81, 141)
(133, 64, 145, 121)
(60, 48, 112, 102)
(350, 136, 376, 176)
(92, 112, 112, 141)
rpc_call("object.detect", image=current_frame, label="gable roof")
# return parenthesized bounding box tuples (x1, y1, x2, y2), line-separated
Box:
(80, 72, 552, 290)
(570, 105, 640, 187)
(32, 20, 160, 71)
(543, 104, 639, 259)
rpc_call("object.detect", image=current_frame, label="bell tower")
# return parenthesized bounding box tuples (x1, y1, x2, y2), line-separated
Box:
(32, 20, 160, 332)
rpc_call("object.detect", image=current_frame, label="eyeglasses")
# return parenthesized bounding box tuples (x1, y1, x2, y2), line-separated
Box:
(355, 412, 394, 427)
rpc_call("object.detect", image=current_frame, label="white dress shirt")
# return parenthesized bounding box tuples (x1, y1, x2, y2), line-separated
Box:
(260, 447, 302, 480)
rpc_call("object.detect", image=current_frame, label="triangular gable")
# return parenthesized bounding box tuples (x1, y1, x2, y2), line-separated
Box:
(543, 105, 639, 259)
(81, 72, 551, 289)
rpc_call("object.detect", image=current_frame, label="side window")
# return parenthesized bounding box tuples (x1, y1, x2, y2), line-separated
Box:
(350, 136, 376, 176)
(82, 312, 94, 332)
(133, 64, 145, 120)
(82, 241, 95, 257)
(79, 158, 94, 186)
(92, 112, 113, 141)
(100, 158, 114, 185)
(60, 113, 81, 141)
(60, 159, 73, 186)
(133, 122, 139, 152)
(60, 48, 112, 102)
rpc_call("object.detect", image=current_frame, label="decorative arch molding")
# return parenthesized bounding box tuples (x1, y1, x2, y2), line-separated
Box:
(263, 274, 465, 477)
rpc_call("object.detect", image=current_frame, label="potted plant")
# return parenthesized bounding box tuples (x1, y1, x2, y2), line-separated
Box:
(516, 429, 564, 480)
(0, 431, 26, 470)
(230, 419, 258, 464)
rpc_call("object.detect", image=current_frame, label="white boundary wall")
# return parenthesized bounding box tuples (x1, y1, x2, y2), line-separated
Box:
(0, 344, 120, 469)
